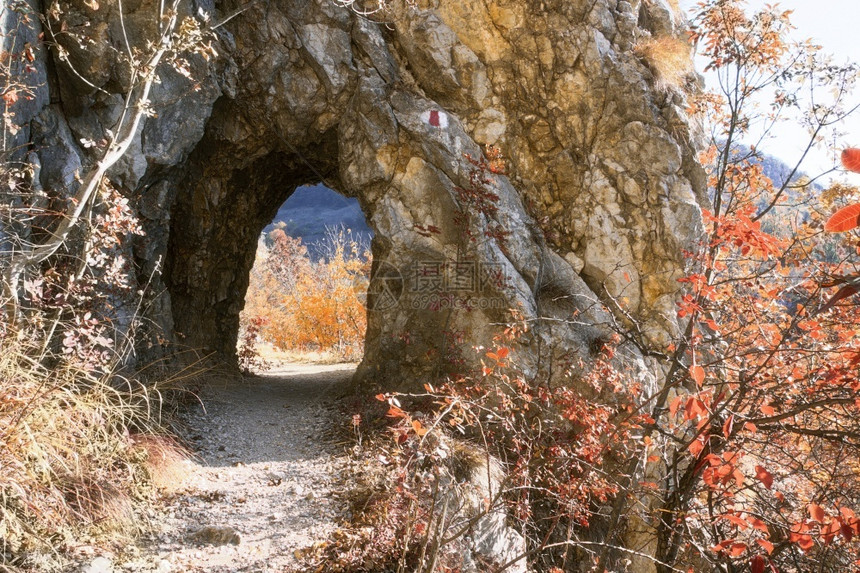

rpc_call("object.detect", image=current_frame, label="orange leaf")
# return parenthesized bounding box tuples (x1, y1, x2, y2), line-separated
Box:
(387, 405, 408, 418)
(411, 420, 428, 436)
(760, 404, 775, 416)
(825, 203, 860, 233)
(690, 365, 705, 387)
(669, 395, 683, 417)
(756, 539, 774, 554)
(755, 465, 774, 489)
(809, 503, 825, 522)
(729, 542, 748, 557)
(688, 433, 707, 456)
(843, 147, 860, 173)
(496, 346, 510, 359)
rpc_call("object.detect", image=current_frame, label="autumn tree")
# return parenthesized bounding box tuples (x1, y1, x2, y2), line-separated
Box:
(242, 227, 370, 362)
(611, 1, 860, 571)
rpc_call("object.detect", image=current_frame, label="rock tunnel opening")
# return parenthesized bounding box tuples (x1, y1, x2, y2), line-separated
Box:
(240, 184, 373, 365)
(161, 123, 367, 370)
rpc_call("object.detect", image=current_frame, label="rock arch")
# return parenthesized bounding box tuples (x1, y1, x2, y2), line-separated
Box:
(23, 0, 705, 387)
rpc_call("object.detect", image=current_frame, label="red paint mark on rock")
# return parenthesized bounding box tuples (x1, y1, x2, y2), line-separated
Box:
(429, 110, 440, 127)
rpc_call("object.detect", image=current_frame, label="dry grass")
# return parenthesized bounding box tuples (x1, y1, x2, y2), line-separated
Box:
(0, 336, 191, 570)
(291, 438, 418, 573)
(634, 35, 693, 88)
(130, 434, 193, 494)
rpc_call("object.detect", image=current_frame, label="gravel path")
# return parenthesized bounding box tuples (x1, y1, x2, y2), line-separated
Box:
(118, 363, 355, 573)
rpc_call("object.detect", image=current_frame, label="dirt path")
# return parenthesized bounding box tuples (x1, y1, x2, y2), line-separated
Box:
(118, 363, 356, 573)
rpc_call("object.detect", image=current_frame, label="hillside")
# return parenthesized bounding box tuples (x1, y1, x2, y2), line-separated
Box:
(264, 185, 373, 260)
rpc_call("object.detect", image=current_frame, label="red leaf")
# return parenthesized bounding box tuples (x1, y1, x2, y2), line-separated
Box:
(729, 542, 748, 557)
(723, 513, 748, 529)
(755, 465, 774, 489)
(750, 517, 769, 534)
(722, 414, 734, 438)
(496, 346, 510, 359)
(842, 147, 860, 173)
(809, 503, 826, 522)
(751, 554, 766, 573)
(690, 364, 705, 387)
(756, 539, 774, 554)
(797, 534, 814, 551)
(825, 203, 860, 232)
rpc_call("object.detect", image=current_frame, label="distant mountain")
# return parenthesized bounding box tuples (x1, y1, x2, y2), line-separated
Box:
(725, 145, 823, 234)
(727, 145, 815, 190)
(263, 184, 373, 260)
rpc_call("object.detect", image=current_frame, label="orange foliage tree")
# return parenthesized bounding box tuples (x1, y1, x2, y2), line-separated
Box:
(612, 2, 860, 571)
(241, 227, 370, 362)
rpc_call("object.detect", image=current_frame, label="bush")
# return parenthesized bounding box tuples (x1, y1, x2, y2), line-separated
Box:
(242, 226, 370, 363)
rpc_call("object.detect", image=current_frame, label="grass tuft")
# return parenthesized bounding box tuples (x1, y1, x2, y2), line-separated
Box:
(634, 35, 693, 89)
(0, 335, 191, 570)
(130, 434, 193, 494)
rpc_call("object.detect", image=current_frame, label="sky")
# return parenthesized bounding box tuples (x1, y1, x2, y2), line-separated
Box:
(678, 0, 860, 181)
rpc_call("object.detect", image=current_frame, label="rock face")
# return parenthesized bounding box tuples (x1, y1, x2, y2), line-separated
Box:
(16, 0, 704, 384)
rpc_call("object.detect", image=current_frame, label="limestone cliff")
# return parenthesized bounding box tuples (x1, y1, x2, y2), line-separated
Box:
(11, 0, 704, 385)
